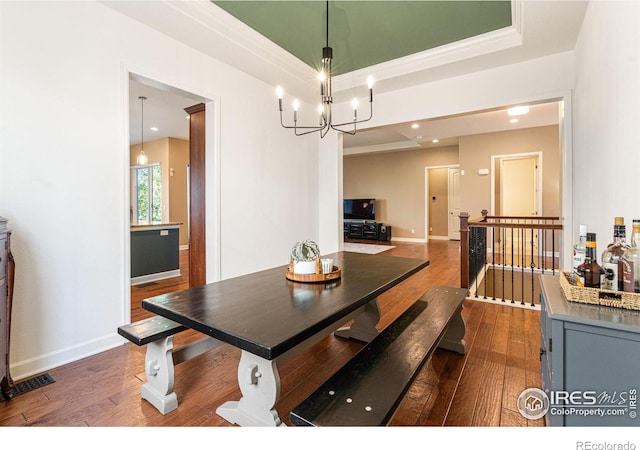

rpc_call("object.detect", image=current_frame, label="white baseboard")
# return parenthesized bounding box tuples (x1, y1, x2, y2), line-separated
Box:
(390, 237, 428, 243)
(428, 235, 450, 240)
(467, 295, 541, 311)
(10, 333, 123, 381)
(131, 269, 181, 285)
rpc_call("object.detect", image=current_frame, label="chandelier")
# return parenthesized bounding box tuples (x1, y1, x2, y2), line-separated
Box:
(277, 1, 373, 138)
(136, 96, 149, 165)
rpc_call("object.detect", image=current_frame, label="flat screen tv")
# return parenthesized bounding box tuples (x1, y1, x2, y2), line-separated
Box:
(344, 199, 376, 221)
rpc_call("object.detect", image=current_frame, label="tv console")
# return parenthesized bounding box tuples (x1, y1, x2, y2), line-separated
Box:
(344, 221, 391, 242)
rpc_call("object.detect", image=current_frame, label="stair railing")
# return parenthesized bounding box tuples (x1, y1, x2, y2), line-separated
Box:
(460, 210, 563, 307)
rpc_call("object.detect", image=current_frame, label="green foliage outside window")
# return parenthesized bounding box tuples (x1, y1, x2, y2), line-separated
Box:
(134, 164, 162, 223)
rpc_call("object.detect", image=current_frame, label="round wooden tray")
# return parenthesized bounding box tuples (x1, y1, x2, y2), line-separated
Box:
(286, 266, 341, 283)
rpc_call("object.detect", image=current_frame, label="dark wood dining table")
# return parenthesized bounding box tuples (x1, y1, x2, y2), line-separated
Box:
(142, 250, 429, 426)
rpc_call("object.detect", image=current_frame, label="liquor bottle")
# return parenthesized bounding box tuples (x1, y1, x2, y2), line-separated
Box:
(577, 233, 604, 288)
(621, 220, 640, 293)
(601, 221, 629, 291)
(572, 224, 588, 276)
(607, 217, 625, 245)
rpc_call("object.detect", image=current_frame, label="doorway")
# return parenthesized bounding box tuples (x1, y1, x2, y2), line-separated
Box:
(425, 165, 460, 241)
(128, 75, 208, 322)
(492, 152, 542, 257)
(497, 154, 540, 217)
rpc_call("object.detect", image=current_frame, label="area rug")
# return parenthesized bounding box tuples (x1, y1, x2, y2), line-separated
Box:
(343, 242, 395, 254)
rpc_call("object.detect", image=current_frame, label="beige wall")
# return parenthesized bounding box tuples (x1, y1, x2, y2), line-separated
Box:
(459, 125, 560, 219)
(130, 137, 190, 246)
(344, 146, 459, 239)
(344, 125, 560, 240)
(168, 138, 189, 246)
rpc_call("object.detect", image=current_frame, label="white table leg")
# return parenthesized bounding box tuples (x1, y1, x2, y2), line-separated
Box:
(141, 336, 178, 414)
(216, 350, 285, 427)
(334, 298, 380, 342)
(438, 306, 467, 354)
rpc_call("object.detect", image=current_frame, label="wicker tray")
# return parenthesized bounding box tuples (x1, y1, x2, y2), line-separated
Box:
(559, 271, 640, 311)
(286, 260, 341, 283)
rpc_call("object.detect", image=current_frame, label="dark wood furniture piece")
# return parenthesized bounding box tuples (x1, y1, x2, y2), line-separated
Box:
(1, 216, 15, 400)
(118, 315, 186, 347)
(540, 274, 640, 426)
(140, 251, 431, 426)
(290, 286, 467, 426)
(344, 221, 391, 241)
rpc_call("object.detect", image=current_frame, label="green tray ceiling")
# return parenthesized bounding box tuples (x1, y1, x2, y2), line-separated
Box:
(213, 1, 512, 76)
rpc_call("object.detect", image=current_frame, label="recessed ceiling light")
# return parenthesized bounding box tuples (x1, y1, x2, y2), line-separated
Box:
(510, 118, 519, 124)
(508, 106, 529, 116)
(432, 139, 439, 143)
(150, 127, 159, 131)
(411, 123, 420, 129)
(416, 135, 423, 139)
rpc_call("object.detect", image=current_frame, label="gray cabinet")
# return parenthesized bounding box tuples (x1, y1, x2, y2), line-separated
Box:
(540, 275, 640, 426)
(130, 223, 180, 283)
(0, 216, 14, 399)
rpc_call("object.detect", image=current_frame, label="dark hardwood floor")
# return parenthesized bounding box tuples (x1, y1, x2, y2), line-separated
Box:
(1, 241, 544, 430)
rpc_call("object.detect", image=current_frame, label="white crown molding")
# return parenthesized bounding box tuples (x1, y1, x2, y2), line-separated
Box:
(104, 0, 319, 102)
(344, 140, 421, 156)
(334, 0, 524, 93)
(164, 1, 314, 79)
(107, 0, 531, 101)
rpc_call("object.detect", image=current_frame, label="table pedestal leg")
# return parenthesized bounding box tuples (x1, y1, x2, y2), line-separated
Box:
(334, 299, 380, 342)
(216, 350, 285, 427)
(438, 306, 467, 354)
(141, 336, 178, 414)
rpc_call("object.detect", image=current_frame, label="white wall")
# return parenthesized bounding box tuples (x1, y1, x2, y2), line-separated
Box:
(0, 1, 318, 378)
(361, 51, 574, 131)
(572, 1, 640, 249)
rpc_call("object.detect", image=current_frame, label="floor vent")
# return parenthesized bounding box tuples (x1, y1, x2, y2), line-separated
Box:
(1, 373, 55, 402)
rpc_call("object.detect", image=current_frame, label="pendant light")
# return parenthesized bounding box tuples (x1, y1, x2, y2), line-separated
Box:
(276, 1, 373, 138)
(136, 96, 149, 165)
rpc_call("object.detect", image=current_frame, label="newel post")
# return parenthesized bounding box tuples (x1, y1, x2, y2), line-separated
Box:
(459, 212, 470, 289)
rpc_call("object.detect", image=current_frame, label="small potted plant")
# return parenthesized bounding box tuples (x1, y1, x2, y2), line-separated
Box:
(290, 240, 321, 274)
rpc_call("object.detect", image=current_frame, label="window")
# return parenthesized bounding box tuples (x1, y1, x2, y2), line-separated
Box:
(132, 164, 162, 223)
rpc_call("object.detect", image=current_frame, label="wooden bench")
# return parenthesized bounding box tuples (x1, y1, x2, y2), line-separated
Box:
(118, 315, 223, 415)
(289, 285, 467, 426)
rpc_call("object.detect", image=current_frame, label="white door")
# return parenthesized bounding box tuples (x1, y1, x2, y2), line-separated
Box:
(499, 155, 540, 257)
(449, 168, 461, 240)
(501, 157, 538, 217)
